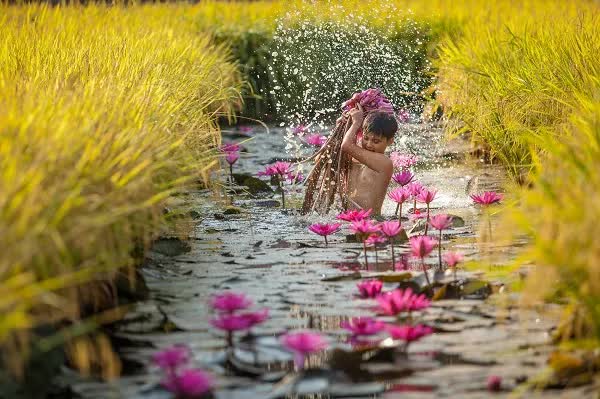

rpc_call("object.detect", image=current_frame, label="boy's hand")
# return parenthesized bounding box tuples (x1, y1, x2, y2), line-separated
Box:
(349, 103, 364, 126)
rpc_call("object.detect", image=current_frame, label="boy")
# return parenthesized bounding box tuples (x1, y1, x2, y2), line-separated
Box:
(341, 103, 397, 214)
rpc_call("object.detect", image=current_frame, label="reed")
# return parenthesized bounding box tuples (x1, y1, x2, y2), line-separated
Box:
(0, 3, 241, 373)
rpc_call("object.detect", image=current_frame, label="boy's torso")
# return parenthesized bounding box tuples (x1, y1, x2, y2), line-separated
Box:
(347, 161, 392, 214)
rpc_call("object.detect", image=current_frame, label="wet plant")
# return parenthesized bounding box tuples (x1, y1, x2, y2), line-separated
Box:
(281, 331, 328, 370)
(429, 214, 453, 270)
(386, 324, 433, 352)
(376, 288, 430, 317)
(341, 317, 386, 337)
(356, 279, 383, 298)
(388, 187, 411, 225)
(258, 161, 296, 208)
(308, 222, 341, 247)
(471, 191, 502, 242)
(350, 219, 380, 268)
(390, 152, 418, 170)
(366, 234, 386, 266)
(443, 251, 464, 282)
(378, 220, 403, 265)
(406, 181, 424, 215)
(416, 188, 437, 235)
(409, 236, 437, 290)
(336, 208, 372, 222)
(392, 170, 414, 187)
(152, 345, 214, 398)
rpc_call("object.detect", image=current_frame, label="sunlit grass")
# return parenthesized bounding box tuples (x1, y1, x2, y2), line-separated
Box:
(0, 3, 241, 373)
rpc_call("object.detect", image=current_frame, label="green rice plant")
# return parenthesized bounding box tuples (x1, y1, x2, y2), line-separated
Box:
(0, 3, 241, 373)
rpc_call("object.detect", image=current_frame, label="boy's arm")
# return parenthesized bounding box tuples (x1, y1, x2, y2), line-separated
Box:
(341, 107, 393, 174)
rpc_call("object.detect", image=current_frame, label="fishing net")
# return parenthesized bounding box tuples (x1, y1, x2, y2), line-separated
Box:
(301, 88, 395, 215)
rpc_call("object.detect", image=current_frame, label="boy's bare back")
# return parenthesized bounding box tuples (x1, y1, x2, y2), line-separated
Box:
(341, 104, 397, 215)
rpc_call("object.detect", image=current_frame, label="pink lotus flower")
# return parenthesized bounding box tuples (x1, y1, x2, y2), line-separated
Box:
(390, 152, 418, 169)
(257, 161, 292, 177)
(161, 368, 213, 397)
(379, 220, 402, 237)
(386, 324, 433, 342)
(416, 189, 437, 204)
(281, 331, 328, 369)
(350, 219, 379, 235)
(210, 314, 253, 332)
(308, 222, 341, 246)
(487, 375, 502, 391)
(152, 345, 190, 371)
(243, 308, 269, 328)
(365, 234, 386, 246)
(443, 251, 464, 268)
(336, 208, 372, 222)
(225, 151, 239, 165)
(210, 292, 252, 313)
(239, 125, 253, 135)
(409, 235, 437, 258)
(406, 181, 423, 197)
(287, 171, 304, 183)
(429, 214, 453, 231)
(409, 209, 427, 221)
(341, 317, 386, 336)
(388, 187, 411, 204)
(356, 279, 383, 298)
(304, 134, 327, 147)
(470, 191, 503, 206)
(220, 143, 241, 153)
(392, 170, 414, 186)
(341, 88, 394, 115)
(376, 288, 430, 315)
(292, 124, 308, 136)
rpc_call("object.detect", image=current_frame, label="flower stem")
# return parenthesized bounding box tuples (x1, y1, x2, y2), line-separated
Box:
(363, 241, 369, 269)
(424, 204, 430, 235)
(324, 235, 328, 247)
(438, 229, 443, 271)
(229, 164, 233, 183)
(399, 202, 403, 227)
(394, 203, 399, 218)
(453, 266, 457, 282)
(421, 258, 431, 290)
(390, 236, 395, 266)
(280, 181, 285, 209)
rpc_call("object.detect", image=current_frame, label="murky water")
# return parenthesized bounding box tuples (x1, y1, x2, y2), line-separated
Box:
(54, 124, 597, 398)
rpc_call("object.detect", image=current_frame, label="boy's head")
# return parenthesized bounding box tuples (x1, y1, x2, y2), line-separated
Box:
(361, 112, 398, 153)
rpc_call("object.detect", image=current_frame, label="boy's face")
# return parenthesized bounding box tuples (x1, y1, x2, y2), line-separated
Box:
(361, 131, 393, 154)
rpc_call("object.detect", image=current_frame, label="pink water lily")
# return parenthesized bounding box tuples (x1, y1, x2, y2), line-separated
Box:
(379, 220, 403, 264)
(410, 235, 437, 289)
(341, 317, 386, 336)
(386, 324, 433, 343)
(392, 170, 414, 186)
(243, 308, 269, 328)
(365, 234, 386, 246)
(281, 331, 328, 369)
(443, 251, 464, 281)
(257, 161, 292, 177)
(287, 171, 304, 183)
(292, 124, 308, 136)
(304, 133, 327, 147)
(390, 152, 418, 169)
(308, 222, 341, 246)
(210, 314, 253, 332)
(487, 375, 502, 392)
(470, 191, 503, 206)
(350, 219, 379, 235)
(239, 125, 253, 135)
(225, 151, 239, 165)
(336, 208, 372, 222)
(152, 345, 190, 371)
(376, 288, 430, 316)
(406, 181, 424, 197)
(342, 88, 394, 114)
(220, 143, 241, 153)
(210, 292, 252, 313)
(416, 188, 437, 234)
(161, 368, 213, 398)
(429, 214, 453, 270)
(356, 279, 383, 298)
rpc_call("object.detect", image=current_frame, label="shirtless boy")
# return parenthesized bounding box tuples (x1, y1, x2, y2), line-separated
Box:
(341, 103, 398, 215)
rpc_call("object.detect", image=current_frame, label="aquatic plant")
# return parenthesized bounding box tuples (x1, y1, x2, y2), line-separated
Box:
(220, 143, 241, 153)
(409, 236, 437, 289)
(390, 153, 418, 170)
(341, 317, 386, 336)
(161, 368, 214, 399)
(378, 220, 403, 265)
(442, 251, 464, 282)
(376, 288, 430, 316)
(304, 134, 327, 147)
(392, 170, 414, 186)
(406, 181, 424, 214)
(225, 151, 240, 182)
(365, 233, 387, 266)
(487, 375, 502, 392)
(416, 188, 437, 235)
(388, 187, 411, 224)
(152, 345, 190, 372)
(293, 124, 308, 136)
(429, 214, 453, 270)
(386, 324, 433, 351)
(350, 219, 380, 268)
(356, 279, 383, 298)
(308, 222, 342, 246)
(470, 192, 503, 206)
(281, 331, 328, 370)
(258, 161, 295, 208)
(210, 292, 253, 313)
(336, 208, 372, 222)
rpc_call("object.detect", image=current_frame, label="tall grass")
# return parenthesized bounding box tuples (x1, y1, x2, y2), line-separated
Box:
(0, 4, 241, 373)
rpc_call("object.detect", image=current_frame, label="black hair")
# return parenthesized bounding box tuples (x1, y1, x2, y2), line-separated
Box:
(362, 112, 398, 140)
